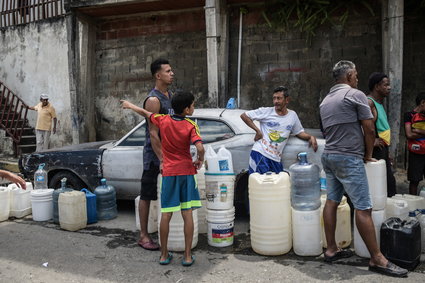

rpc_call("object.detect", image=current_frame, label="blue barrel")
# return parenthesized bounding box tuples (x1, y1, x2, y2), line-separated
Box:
(52, 178, 73, 224)
(288, 152, 320, 211)
(380, 217, 421, 270)
(81, 188, 97, 224)
(94, 178, 117, 220)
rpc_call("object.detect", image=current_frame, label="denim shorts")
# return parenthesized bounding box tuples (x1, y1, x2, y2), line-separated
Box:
(321, 153, 372, 210)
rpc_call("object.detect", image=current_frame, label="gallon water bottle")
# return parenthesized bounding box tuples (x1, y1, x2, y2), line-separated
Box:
(289, 152, 321, 211)
(52, 178, 73, 224)
(94, 178, 117, 220)
(34, 163, 48, 190)
(204, 145, 219, 173)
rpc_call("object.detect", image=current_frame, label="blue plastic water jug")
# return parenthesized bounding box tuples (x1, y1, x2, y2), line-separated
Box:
(94, 178, 117, 220)
(52, 178, 73, 224)
(81, 188, 97, 224)
(288, 152, 321, 211)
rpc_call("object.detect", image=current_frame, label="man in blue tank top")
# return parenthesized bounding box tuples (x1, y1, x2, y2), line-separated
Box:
(121, 58, 174, 250)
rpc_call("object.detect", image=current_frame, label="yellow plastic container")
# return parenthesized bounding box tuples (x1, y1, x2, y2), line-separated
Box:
(320, 195, 351, 248)
(249, 172, 291, 256)
(59, 191, 87, 231)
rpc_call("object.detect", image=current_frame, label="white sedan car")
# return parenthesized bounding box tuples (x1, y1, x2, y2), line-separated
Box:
(20, 108, 325, 211)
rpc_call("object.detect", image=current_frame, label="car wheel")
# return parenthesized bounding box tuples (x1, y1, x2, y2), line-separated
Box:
(49, 171, 87, 191)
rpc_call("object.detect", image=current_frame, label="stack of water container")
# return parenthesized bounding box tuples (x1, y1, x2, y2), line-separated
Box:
(31, 163, 54, 221)
(354, 160, 387, 258)
(289, 152, 322, 256)
(204, 145, 236, 247)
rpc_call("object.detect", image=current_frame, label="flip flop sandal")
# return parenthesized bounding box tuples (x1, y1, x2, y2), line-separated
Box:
(324, 249, 354, 263)
(138, 239, 160, 251)
(182, 255, 195, 267)
(369, 261, 408, 278)
(159, 253, 173, 265)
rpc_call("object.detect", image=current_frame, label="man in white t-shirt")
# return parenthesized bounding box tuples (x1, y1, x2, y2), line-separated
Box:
(241, 86, 318, 174)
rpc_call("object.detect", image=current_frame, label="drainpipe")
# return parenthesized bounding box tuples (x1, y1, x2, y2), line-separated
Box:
(237, 8, 243, 108)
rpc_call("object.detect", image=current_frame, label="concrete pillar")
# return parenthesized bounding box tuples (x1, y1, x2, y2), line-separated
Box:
(205, 0, 221, 107)
(382, 0, 404, 165)
(66, 11, 97, 144)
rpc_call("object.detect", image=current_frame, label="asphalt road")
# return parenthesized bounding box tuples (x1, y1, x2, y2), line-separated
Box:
(1, 199, 424, 283)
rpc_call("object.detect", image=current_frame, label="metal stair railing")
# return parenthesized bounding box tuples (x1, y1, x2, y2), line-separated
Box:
(0, 81, 30, 156)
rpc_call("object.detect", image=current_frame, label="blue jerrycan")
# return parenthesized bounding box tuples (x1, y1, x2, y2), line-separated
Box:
(81, 188, 97, 224)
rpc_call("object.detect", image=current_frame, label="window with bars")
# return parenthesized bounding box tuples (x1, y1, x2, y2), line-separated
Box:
(0, 0, 65, 28)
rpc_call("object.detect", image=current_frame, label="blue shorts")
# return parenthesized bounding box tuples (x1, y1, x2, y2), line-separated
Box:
(160, 175, 202, 213)
(321, 153, 372, 210)
(248, 150, 284, 174)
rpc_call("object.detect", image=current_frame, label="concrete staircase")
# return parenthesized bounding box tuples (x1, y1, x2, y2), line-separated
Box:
(0, 83, 36, 157)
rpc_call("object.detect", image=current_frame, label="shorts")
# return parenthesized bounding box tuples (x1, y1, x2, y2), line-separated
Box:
(248, 150, 283, 174)
(321, 153, 372, 210)
(407, 151, 425, 182)
(140, 162, 160, 201)
(160, 175, 202, 213)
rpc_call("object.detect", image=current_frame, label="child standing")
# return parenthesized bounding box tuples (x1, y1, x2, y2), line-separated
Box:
(121, 91, 204, 266)
(404, 92, 425, 195)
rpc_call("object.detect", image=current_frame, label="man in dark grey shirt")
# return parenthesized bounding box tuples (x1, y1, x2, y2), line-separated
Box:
(320, 60, 407, 277)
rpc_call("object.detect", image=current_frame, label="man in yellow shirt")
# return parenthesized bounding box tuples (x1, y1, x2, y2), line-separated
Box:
(29, 94, 57, 151)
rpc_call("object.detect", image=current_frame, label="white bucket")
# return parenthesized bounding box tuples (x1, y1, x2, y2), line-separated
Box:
(59, 191, 87, 231)
(391, 194, 425, 211)
(365, 160, 387, 210)
(8, 183, 33, 218)
(206, 207, 235, 247)
(205, 173, 235, 210)
(0, 187, 10, 222)
(386, 198, 409, 220)
(292, 207, 322, 256)
(30, 189, 54, 221)
(320, 195, 351, 248)
(354, 209, 386, 258)
(135, 196, 158, 233)
(249, 172, 292, 256)
(157, 174, 198, 251)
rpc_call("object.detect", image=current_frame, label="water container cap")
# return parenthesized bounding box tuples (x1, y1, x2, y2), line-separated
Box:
(38, 163, 45, 170)
(408, 211, 416, 217)
(297, 152, 308, 165)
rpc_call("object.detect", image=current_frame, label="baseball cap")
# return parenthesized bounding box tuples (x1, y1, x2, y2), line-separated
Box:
(40, 94, 49, 100)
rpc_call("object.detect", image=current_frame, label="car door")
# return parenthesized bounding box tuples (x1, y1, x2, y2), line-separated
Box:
(102, 122, 146, 200)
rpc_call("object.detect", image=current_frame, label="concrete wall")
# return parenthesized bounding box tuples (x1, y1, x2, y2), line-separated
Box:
(95, 9, 207, 140)
(227, 8, 382, 129)
(0, 17, 72, 148)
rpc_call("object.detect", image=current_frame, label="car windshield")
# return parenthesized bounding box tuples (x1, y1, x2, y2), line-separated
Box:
(117, 123, 146, 146)
(194, 118, 235, 143)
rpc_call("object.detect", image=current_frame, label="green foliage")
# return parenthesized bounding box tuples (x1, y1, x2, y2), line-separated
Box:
(262, 0, 375, 40)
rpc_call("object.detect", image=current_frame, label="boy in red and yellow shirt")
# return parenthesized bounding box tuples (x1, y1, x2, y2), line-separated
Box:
(121, 91, 204, 266)
(404, 92, 425, 195)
